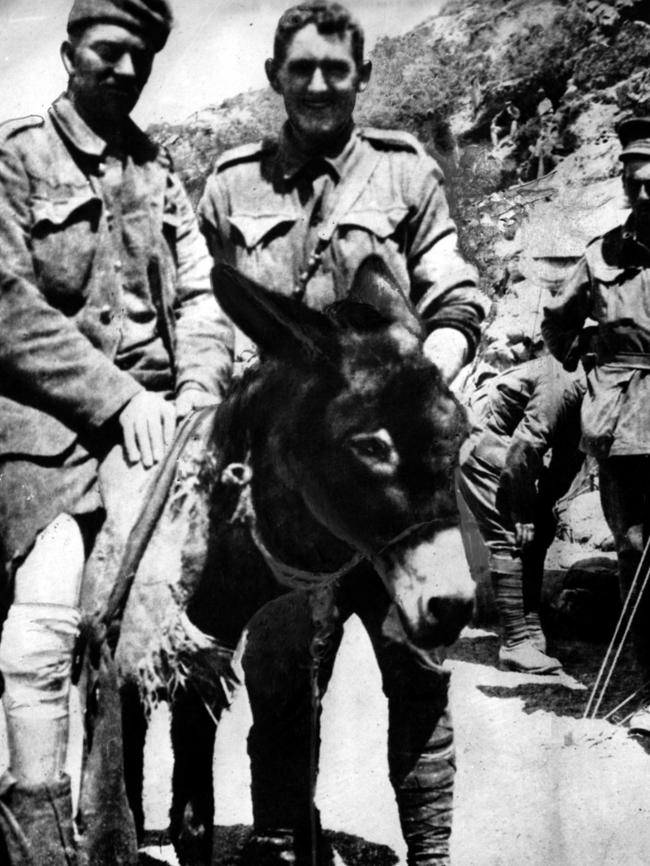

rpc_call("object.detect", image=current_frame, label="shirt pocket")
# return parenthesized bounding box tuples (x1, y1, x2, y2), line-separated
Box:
(228, 212, 298, 251)
(227, 211, 300, 288)
(31, 188, 101, 313)
(335, 205, 413, 315)
(339, 205, 409, 241)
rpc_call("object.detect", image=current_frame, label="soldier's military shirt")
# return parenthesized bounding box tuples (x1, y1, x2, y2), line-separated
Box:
(543, 221, 650, 458)
(0, 94, 234, 460)
(0, 94, 234, 562)
(199, 124, 488, 356)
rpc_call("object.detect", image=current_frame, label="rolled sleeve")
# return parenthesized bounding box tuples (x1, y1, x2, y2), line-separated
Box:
(542, 256, 592, 363)
(406, 154, 489, 358)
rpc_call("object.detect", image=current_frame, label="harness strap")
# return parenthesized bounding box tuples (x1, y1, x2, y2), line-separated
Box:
(294, 148, 382, 300)
(99, 405, 218, 652)
(601, 352, 650, 370)
(225, 479, 362, 589)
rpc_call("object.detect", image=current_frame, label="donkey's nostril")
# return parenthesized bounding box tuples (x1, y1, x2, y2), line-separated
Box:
(428, 595, 474, 644)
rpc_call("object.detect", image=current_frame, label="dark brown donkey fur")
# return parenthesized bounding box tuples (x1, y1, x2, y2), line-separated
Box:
(109, 256, 474, 866)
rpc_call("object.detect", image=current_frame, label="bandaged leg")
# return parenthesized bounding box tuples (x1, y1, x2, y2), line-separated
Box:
(0, 514, 84, 786)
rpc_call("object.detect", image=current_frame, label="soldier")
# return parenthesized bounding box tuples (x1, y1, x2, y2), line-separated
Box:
(198, 2, 489, 863)
(542, 117, 650, 733)
(459, 355, 586, 673)
(0, 1, 233, 863)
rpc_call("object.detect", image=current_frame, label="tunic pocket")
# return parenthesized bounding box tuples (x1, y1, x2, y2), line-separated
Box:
(31, 190, 101, 313)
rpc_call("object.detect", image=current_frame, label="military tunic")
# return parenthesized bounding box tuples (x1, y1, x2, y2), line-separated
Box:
(0, 94, 234, 566)
(199, 123, 487, 356)
(198, 124, 488, 864)
(543, 221, 650, 458)
(543, 218, 650, 674)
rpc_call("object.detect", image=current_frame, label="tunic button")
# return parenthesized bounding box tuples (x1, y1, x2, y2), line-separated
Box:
(99, 305, 112, 325)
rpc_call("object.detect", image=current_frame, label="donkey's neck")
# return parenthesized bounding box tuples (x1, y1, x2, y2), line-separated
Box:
(223, 361, 358, 576)
(251, 458, 357, 575)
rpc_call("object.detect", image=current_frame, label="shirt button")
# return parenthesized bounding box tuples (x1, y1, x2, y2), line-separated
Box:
(99, 305, 112, 325)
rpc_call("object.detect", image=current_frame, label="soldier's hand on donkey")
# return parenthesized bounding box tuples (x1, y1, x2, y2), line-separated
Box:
(119, 390, 176, 468)
(174, 387, 221, 420)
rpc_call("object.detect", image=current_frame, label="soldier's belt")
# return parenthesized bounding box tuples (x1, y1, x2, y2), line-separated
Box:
(599, 352, 650, 370)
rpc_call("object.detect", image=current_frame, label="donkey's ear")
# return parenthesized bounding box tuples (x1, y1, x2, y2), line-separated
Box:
(212, 263, 338, 364)
(349, 255, 423, 337)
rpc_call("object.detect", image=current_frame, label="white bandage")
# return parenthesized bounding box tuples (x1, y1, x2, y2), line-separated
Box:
(0, 514, 85, 784)
(13, 513, 85, 607)
(0, 603, 80, 719)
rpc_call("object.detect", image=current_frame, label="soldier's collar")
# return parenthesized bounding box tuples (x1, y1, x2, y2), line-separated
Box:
(621, 214, 650, 262)
(279, 123, 359, 182)
(49, 94, 156, 163)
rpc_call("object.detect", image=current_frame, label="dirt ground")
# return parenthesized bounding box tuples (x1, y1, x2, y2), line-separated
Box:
(132, 612, 650, 866)
(2, 607, 650, 866)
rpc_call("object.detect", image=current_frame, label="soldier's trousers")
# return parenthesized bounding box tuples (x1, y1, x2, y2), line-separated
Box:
(599, 455, 650, 672)
(242, 562, 454, 865)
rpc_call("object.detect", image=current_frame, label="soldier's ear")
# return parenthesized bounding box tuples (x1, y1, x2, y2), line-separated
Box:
(61, 40, 75, 76)
(357, 60, 372, 93)
(265, 58, 281, 93)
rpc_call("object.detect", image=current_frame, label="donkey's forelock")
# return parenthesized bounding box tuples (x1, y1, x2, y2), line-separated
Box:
(324, 299, 398, 334)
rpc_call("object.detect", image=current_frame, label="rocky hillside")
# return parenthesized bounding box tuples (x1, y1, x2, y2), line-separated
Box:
(154, 0, 650, 298)
(151, 0, 650, 568)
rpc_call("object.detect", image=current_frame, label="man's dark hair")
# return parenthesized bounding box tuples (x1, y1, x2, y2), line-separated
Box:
(273, 1, 365, 69)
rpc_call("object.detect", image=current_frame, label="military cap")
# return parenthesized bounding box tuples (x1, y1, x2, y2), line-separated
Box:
(617, 117, 650, 160)
(67, 0, 173, 52)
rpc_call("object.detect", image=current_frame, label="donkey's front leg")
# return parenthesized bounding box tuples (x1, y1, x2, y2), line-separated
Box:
(169, 686, 218, 866)
(120, 681, 148, 845)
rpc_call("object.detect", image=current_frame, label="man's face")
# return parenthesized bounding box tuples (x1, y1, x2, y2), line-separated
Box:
(62, 23, 154, 125)
(623, 158, 650, 219)
(268, 23, 370, 146)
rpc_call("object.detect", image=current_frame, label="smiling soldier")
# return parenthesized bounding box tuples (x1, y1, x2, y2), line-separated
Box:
(0, 1, 233, 863)
(199, 3, 489, 864)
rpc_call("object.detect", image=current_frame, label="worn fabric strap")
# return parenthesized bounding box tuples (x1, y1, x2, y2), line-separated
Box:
(99, 406, 217, 649)
(603, 352, 650, 370)
(225, 476, 362, 589)
(295, 148, 382, 299)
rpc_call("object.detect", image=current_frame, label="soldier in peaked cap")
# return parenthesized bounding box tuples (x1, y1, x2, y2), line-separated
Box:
(199, 2, 489, 864)
(0, 1, 233, 863)
(543, 116, 650, 734)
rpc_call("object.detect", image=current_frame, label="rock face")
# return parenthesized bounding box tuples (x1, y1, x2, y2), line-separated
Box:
(149, 0, 650, 624)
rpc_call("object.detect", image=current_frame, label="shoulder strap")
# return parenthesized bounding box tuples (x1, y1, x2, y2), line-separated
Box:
(294, 146, 382, 300)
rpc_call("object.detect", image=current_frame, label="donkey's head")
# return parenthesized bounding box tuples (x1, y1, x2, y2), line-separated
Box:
(212, 258, 474, 647)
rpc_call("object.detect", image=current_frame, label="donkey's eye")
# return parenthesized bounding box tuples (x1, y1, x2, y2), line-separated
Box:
(348, 430, 398, 468)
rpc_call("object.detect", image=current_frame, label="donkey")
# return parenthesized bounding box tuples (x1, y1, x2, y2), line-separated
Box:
(102, 256, 475, 865)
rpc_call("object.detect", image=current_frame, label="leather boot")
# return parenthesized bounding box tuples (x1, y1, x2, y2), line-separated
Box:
(492, 572, 561, 674)
(0, 773, 81, 866)
(241, 814, 335, 866)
